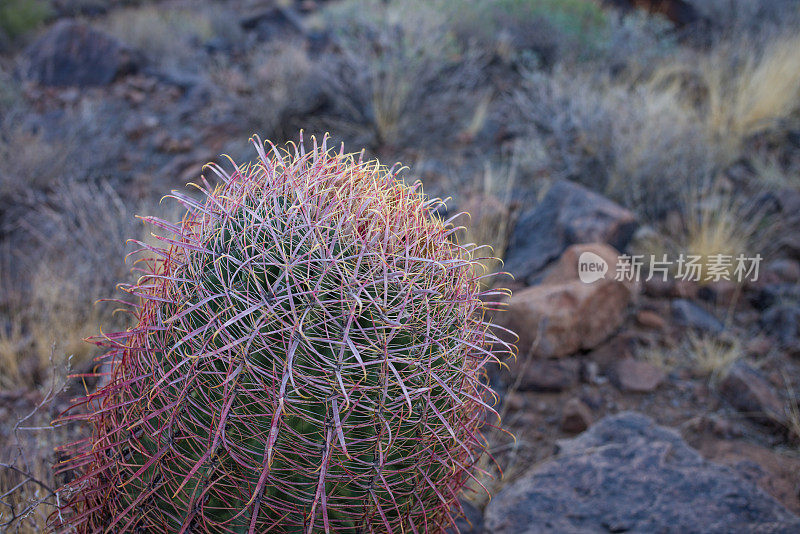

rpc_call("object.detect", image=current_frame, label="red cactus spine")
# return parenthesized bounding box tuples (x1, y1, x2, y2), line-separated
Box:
(52, 134, 515, 533)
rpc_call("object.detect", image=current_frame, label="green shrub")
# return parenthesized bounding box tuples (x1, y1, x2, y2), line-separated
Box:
(0, 0, 50, 40)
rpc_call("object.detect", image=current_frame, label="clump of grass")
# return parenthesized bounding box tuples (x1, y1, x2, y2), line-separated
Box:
(101, 5, 239, 69)
(1, 182, 147, 388)
(637, 342, 679, 370)
(636, 332, 743, 381)
(0, 124, 73, 205)
(508, 66, 715, 220)
(456, 161, 517, 287)
(0, 0, 50, 40)
(700, 32, 800, 162)
(232, 39, 315, 141)
(686, 332, 743, 382)
(680, 181, 764, 282)
(317, 0, 485, 148)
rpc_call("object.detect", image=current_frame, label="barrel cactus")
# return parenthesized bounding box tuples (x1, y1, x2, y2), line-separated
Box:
(53, 134, 514, 533)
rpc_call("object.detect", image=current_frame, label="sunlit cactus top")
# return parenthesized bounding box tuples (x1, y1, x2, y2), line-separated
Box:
(53, 134, 514, 533)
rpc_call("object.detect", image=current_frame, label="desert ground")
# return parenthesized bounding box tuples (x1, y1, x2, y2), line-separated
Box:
(1, 0, 800, 531)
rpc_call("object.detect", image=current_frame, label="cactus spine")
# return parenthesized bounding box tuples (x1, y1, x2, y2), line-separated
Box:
(53, 135, 513, 533)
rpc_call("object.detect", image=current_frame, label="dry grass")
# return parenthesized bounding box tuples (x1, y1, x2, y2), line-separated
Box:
(701, 33, 800, 162)
(100, 4, 240, 70)
(630, 178, 766, 284)
(457, 162, 516, 287)
(636, 342, 678, 370)
(0, 124, 75, 204)
(636, 332, 743, 381)
(230, 39, 315, 141)
(751, 155, 800, 190)
(0, 359, 72, 533)
(680, 181, 764, 283)
(647, 31, 800, 164)
(316, 0, 485, 148)
(0, 450, 54, 533)
(686, 332, 743, 382)
(509, 66, 715, 220)
(1, 181, 149, 388)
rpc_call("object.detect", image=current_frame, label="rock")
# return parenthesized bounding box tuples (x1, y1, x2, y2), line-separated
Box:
(580, 360, 601, 385)
(761, 305, 800, 355)
(635, 309, 666, 330)
(484, 412, 800, 534)
(504, 180, 637, 284)
(748, 283, 800, 310)
(611, 358, 665, 393)
(541, 242, 639, 294)
(719, 362, 786, 427)
(240, 6, 307, 42)
(504, 392, 526, 411)
(671, 298, 724, 333)
(764, 259, 800, 285)
(561, 398, 593, 433)
(500, 279, 631, 358)
(21, 20, 139, 87)
(693, 438, 800, 515)
(517, 358, 581, 392)
(778, 233, 800, 260)
(643, 277, 674, 298)
(447, 500, 484, 534)
(672, 279, 699, 299)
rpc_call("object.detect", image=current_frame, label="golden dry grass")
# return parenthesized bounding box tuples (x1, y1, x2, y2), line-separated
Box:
(686, 332, 743, 382)
(454, 162, 516, 287)
(702, 32, 800, 162)
(635, 332, 743, 381)
(631, 179, 765, 283)
(681, 181, 765, 284)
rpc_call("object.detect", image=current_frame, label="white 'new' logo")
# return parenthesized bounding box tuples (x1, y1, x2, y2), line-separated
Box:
(578, 251, 608, 283)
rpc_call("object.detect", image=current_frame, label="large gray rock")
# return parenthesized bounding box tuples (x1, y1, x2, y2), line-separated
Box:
(485, 412, 800, 533)
(504, 180, 637, 285)
(21, 20, 139, 87)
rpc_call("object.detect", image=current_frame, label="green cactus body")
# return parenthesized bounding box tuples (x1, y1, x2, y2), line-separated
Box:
(53, 135, 514, 533)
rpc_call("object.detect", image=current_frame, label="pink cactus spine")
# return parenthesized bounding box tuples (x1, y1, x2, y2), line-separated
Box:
(52, 134, 515, 533)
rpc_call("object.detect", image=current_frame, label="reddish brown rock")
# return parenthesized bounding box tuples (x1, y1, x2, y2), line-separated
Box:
(561, 398, 593, 433)
(636, 309, 666, 330)
(611, 358, 665, 392)
(516, 358, 581, 392)
(541, 242, 638, 294)
(500, 279, 631, 358)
